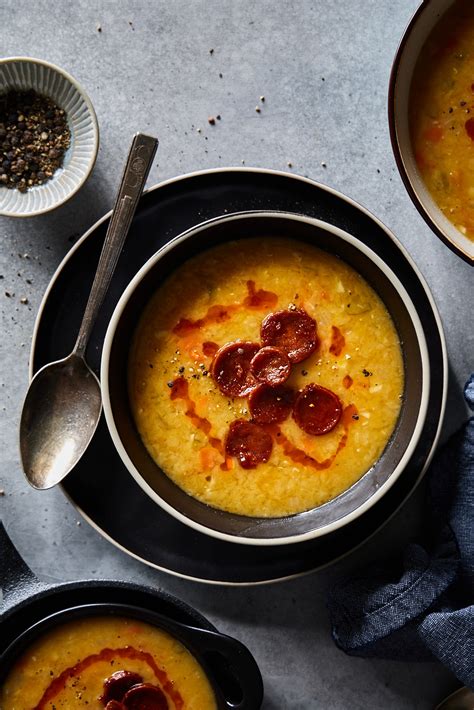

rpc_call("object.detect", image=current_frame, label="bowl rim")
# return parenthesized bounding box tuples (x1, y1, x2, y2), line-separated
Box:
(100, 208, 431, 547)
(0, 573, 217, 652)
(388, 0, 474, 266)
(0, 55, 99, 218)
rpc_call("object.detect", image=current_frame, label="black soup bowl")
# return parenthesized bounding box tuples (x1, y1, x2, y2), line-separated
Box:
(0, 524, 263, 709)
(101, 211, 431, 546)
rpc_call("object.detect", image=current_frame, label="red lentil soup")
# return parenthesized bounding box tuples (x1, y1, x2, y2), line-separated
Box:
(128, 238, 403, 518)
(0, 615, 217, 709)
(410, 0, 474, 242)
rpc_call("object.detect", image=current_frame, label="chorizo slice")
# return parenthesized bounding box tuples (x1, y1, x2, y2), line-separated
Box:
(123, 683, 168, 710)
(248, 384, 295, 424)
(101, 671, 143, 704)
(225, 419, 273, 468)
(293, 383, 342, 435)
(211, 341, 260, 397)
(260, 308, 318, 363)
(250, 346, 291, 386)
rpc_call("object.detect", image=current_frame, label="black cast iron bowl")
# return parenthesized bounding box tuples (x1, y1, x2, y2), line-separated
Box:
(101, 211, 431, 547)
(0, 524, 263, 709)
(389, 0, 474, 265)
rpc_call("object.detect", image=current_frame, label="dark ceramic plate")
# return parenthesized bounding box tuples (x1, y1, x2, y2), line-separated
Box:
(31, 168, 447, 584)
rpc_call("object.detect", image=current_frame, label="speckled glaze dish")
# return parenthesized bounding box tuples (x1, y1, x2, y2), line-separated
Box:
(0, 523, 263, 710)
(0, 57, 99, 217)
(30, 168, 447, 583)
(389, 0, 474, 265)
(102, 211, 430, 546)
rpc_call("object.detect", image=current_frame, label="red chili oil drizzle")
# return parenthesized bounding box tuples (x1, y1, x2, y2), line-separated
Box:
(170, 377, 228, 470)
(266, 404, 358, 471)
(172, 281, 277, 336)
(465, 117, 474, 141)
(33, 647, 183, 710)
(243, 280, 278, 309)
(329, 326, 345, 356)
(173, 304, 237, 337)
(202, 341, 219, 357)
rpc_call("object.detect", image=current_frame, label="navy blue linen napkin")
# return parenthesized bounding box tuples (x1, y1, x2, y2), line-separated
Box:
(328, 375, 474, 689)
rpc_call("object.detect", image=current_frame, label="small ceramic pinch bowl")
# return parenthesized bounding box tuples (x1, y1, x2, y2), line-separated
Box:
(102, 211, 431, 546)
(0, 56, 99, 217)
(389, 0, 474, 264)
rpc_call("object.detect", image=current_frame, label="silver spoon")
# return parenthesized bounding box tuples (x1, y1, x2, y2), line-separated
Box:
(20, 133, 158, 489)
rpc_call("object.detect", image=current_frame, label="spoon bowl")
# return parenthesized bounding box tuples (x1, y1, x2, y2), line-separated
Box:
(20, 355, 101, 489)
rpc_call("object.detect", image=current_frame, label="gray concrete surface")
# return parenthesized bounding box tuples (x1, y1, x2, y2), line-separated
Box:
(1, 1, 473, 708)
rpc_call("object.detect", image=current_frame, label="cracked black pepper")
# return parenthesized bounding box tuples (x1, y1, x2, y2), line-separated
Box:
(0, 89, 70, 192)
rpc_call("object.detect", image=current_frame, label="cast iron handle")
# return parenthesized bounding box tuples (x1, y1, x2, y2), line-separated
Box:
(0, 521, 46, 608)
(180, 623, 264, 709)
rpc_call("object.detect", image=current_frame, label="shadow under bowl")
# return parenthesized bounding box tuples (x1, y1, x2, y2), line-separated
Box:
(101, 211, 430, 546)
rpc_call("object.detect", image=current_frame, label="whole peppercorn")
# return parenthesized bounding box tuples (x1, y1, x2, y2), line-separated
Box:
(0, 89, 70, 191)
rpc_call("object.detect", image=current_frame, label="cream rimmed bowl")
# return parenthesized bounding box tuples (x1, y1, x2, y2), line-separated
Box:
(389, 0, 474, 265)
(0, 57, 99, 217)
(101, 211, 431, 546)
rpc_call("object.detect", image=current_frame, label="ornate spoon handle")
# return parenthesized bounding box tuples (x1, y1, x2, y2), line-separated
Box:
(74, 133, 158, 357)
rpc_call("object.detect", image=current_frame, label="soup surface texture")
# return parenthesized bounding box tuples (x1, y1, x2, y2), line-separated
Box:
(128, 238, 404, 518)
(410, 0, 474, 242)
(0, 615, 217, 709)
